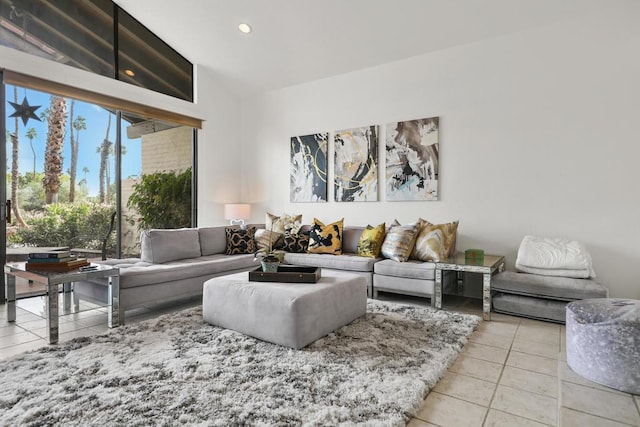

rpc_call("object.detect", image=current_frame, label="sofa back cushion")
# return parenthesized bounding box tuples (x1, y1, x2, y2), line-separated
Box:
(141, 228, 201, 263)
(198, 226, 228, 256)
(342, 226, 365, 254)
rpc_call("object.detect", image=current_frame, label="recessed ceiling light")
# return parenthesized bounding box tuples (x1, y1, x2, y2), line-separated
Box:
(124, 69, 135, 77)
(238, 23, 252, 34)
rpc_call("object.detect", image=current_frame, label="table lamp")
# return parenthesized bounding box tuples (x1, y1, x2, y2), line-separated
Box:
(224, 203, 251, 229)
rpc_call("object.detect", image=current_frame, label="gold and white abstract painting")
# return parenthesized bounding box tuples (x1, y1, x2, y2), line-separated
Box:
(334, 125, 378, 202)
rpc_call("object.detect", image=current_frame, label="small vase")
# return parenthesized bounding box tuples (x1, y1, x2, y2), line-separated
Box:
(261, 260, 279, 273)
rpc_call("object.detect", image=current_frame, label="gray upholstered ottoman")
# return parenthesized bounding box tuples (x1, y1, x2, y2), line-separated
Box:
(202, 270, 367, 349)
(566, 298, 640, 395)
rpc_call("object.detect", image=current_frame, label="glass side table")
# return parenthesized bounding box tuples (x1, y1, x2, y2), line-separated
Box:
(434, 252, 505, 321)
(3, 263, 120, 344)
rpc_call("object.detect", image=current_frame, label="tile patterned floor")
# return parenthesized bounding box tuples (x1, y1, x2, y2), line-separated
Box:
(0, 293, 638, 426)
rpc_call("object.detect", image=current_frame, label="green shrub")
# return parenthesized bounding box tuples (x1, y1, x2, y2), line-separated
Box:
(127, 168, 192, 230)
(14, 203, 115, 251)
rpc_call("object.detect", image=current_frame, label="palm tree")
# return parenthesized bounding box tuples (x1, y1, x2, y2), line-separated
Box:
(43, 95, 67, 204)
(10, 87, 27, 227)
(25, 127, 38, 176)
(69, 109, 86, 202)
(82, 166, 89, 182)
(98, 113, 112, 203)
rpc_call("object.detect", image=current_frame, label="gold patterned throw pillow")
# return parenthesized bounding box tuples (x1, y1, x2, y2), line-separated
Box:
(380, 221, 420, 262)
(357, 223, 386, 258)
(308, 218, 343, 255)
(225, 227, 257, 255)
(266, 212, 303, 234)
(412, 221, 459, 262)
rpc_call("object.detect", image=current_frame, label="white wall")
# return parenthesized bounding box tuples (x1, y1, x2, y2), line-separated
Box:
(239, 3, 640, 299)
(193, 66, 243, 225)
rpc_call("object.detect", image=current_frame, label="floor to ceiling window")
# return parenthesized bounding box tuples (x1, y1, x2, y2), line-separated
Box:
(0, 0, 200, 296)
(3, 83, 196, 266)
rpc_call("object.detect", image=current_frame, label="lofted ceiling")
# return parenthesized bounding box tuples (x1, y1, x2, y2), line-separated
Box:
(113, 0, 622, 98)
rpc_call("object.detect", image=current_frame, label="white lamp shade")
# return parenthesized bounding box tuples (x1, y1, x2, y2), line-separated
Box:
(224, 203, 251, 220)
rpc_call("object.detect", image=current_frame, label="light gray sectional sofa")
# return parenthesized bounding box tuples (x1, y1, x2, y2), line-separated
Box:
(75, 226, 261, 323)
(75, 224, 444, 323)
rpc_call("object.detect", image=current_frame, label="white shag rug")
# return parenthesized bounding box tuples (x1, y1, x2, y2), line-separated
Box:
(0, 300, 480, 426)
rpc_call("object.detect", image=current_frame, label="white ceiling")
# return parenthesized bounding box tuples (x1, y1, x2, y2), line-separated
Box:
(114, 0, 619, 99)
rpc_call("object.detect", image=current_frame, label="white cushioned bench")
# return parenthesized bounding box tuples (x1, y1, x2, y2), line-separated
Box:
(491, 271, 608, 323)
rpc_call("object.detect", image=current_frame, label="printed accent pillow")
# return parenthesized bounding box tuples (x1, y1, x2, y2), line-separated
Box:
(357, 223, 386, 258)
(225, 227, 257, 255)
(380, 222, 420, 262)
(282, 231, 310, 253)
(412, 221, 459, 262)
(254, 229, 284, 252)
(308, 218, 344, 255)
(266, 212, 303, 234)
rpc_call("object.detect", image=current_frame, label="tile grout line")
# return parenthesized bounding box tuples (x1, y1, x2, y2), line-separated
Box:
(480, 318, 519, 426)
(484, 320, 558, 427)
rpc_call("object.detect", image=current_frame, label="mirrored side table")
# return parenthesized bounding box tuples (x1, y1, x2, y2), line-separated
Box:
(434, 253, 505, 321)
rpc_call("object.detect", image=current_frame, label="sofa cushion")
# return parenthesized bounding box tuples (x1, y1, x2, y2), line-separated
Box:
(198, 226, 227, 256)
(412, 221, 459, 262)
(374, 259, 436, 280)
(342, 226, 365, 254)
(283, 252, 377, 272)
(380, 222, 419, 262)
(492, 292, 568, 323)
(492, 271, 608, 301)
(98, 254, 259, 289)
(308, 218, 343, 255)
(140, 228, 202, 263)
(225, 227, 257, 255)
(357, 223, 386, 258)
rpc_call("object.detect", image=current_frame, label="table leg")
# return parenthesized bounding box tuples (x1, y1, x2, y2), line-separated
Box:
(482, 273, 492, 321)
(6, 273, 16, 322)
(434, 268, 443, 309)
(62, 282, 72, 314)
(108, 275, 120, 328)
(47, 283, 59, 344)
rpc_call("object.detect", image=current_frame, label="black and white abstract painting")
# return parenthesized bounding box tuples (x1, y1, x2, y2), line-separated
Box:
(385, 117, 439, 201)
(334, 125, 378, 202)
(290, 133, 328, 202)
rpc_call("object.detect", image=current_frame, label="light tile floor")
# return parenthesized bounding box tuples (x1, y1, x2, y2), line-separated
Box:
(1, 292, 639, 427)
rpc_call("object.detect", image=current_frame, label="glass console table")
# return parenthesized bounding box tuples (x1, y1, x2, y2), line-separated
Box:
(434, 252, 505, 321)
(2, 263, 120, 344)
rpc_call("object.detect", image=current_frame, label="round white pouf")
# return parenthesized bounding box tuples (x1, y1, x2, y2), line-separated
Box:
(566, 298, 640, 395)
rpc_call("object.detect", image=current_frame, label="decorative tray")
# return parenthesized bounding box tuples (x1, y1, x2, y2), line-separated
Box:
(248, 266, 321, 283)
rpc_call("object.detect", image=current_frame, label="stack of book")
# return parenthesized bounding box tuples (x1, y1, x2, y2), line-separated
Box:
(25, 249, 90, 272)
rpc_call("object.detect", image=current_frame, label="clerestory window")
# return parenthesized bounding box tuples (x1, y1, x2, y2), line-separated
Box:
(0, 0, 193, 102)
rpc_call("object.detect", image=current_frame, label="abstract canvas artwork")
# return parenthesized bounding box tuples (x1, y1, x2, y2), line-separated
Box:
(290, 133, 328, 202)
(385, 117, 439, 201)
(334, 125, 378, 202)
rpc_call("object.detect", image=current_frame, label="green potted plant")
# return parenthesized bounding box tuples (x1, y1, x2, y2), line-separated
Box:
(254, 228, 283, 272)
